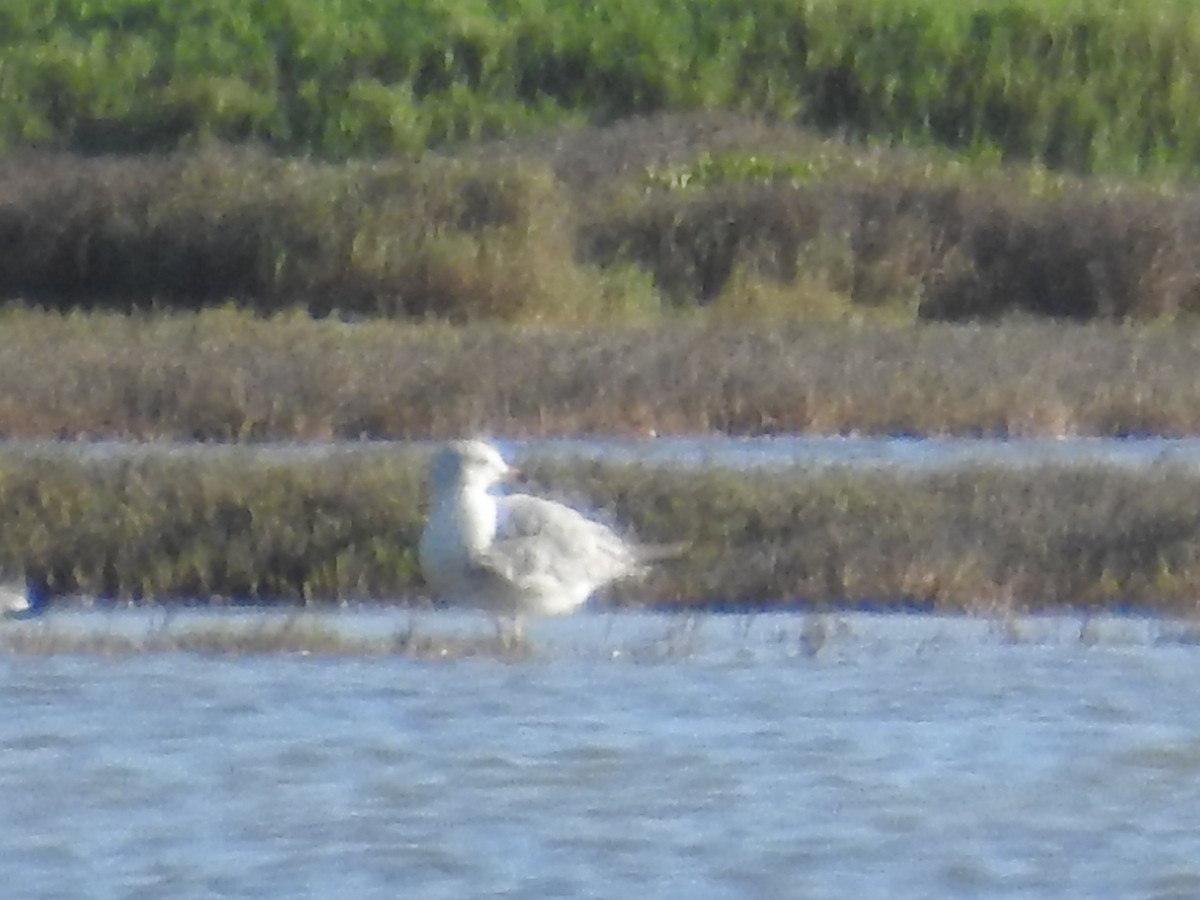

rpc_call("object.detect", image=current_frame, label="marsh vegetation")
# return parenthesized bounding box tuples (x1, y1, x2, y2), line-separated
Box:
(0, 310, 1196, 440)
(5, 2, 1200, 615)
(6, 119, 1200, 324)
(7, 0, 1200, 176)
(0, 451, 1198, 616)
(9, 2, 1200, 324)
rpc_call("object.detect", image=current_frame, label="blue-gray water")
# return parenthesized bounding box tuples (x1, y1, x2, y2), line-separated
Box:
(9, 434, 1200, 471)
(4, 610, 1200, 899)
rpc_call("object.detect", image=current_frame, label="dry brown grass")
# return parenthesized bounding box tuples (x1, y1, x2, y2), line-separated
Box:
(0, 309, 1199, 440)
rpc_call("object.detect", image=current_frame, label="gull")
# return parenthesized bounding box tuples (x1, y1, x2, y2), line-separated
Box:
(0, 578, 42, 620)
(418, 439, 681, 640)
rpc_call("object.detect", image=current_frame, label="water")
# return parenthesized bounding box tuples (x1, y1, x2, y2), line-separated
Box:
(8, 433, 1200, 471)
(4, 610, 1200, 899)
(517, 434, 1200, 472)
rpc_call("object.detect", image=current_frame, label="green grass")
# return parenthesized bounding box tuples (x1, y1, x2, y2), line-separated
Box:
(3, 450, 1200, 615)
(4, 0, 1200, 175)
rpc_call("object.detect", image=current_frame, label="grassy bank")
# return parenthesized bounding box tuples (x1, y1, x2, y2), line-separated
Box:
(4, 0, 1200, 177)
(4, 120, 1200, 322)
(0, 310, 1199, 440)
(3, 451, 1200, 616)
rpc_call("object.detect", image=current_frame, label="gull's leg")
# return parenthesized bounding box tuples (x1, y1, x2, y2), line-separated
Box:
(493, 614, 524, 649)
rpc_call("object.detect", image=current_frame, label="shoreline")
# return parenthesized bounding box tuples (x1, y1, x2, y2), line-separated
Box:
(4, 606, 1198, 661)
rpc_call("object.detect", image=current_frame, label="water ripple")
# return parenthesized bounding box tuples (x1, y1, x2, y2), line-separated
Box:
(3, 612, 1200, 898)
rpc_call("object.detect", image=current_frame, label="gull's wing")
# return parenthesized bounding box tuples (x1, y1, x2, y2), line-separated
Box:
(486, 493, 641, 587)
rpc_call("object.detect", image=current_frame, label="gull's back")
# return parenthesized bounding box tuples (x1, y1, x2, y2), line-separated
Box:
(484, 492, 643, 615)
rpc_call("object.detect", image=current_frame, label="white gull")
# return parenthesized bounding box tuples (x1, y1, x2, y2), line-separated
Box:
(0, 579, 34, 619)
(418, 439, 680, 638)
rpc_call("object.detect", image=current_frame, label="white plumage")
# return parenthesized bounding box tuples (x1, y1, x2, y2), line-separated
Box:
(0, 580, 32, 618)
(418, 440, 673, 634)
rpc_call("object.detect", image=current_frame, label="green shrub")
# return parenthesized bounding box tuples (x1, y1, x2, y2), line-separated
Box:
(4, 0, 1200, 175)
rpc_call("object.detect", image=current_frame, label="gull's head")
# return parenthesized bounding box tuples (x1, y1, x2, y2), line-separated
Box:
(429, 439, 514, 494)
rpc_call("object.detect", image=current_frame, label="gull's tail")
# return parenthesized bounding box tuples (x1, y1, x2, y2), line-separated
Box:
(634, 541, 691, 564)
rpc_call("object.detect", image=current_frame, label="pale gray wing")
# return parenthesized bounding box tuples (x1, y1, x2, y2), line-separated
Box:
(486, 493, 641, 586)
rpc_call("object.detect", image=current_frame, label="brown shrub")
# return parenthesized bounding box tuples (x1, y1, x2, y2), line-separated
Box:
(922, 192, 1200, 320)
(3, 115, 1200, 322)
(580, 185, 829, 305)
(0, 146, 590, 320)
